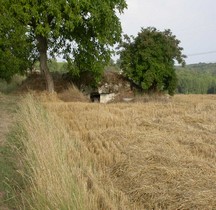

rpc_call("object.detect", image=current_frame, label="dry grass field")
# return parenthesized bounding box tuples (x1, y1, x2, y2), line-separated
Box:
(15, 93, 216, 209)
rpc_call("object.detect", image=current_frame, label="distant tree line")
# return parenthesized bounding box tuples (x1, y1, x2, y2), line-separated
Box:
(176, 63, 216, 94)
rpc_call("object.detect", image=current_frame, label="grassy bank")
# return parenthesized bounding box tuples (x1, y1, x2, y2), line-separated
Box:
(14, 96, 85, 209)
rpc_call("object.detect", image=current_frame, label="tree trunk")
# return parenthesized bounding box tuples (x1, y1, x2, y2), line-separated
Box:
(36, 35, 54, 93)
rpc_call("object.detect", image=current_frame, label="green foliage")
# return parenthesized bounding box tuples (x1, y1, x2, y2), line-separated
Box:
(176, 63, 216, 94)
(118, 27, 186, 95)
(7, 0, 127, 88)
(0, 1, 33, 82)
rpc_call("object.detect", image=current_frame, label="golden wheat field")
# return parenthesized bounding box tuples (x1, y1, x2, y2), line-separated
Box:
(17, 94, 216, 209)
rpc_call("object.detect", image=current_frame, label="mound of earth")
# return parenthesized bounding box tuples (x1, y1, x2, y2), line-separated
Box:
(17, 71, 140, 102)
(17, 72, 70, 93)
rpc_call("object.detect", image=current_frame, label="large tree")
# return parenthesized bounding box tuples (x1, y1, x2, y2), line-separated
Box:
(118, 27, 186, 95)
(0, 0, 33, 82)
(6, 0, 127, 92)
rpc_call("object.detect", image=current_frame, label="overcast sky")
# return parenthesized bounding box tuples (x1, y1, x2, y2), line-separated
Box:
(118, 0, 216, 64)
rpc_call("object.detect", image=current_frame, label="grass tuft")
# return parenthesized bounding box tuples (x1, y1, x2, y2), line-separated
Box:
(58, 85, 89, 102)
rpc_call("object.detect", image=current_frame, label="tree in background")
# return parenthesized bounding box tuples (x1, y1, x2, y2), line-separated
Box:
(5, 0, 127, 92)
(176, 63, 216, 94)
(118, 27, 186, 95)
(0, 1, 33, 82)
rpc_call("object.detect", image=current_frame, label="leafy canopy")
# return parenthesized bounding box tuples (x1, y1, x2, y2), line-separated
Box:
(8, 0, 127, 87)
(0, 0, 33, 82)
(118, 27, 186, 95)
